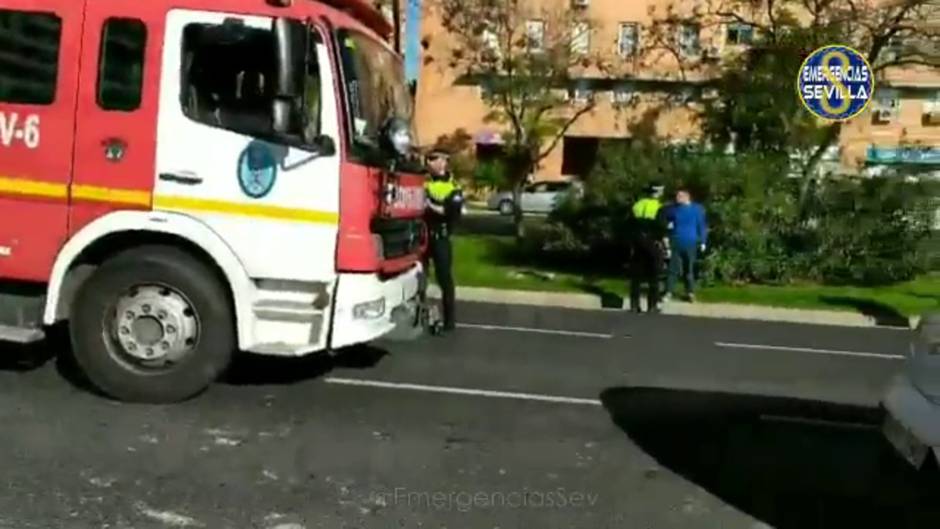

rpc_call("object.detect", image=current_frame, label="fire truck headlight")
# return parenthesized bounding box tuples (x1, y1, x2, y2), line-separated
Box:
(353, 298, 386, 320)
(383, 183, 396, 205)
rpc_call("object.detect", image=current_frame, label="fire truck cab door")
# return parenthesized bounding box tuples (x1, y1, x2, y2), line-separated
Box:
(0, 0, 82, 281)
(154, 10, 342, 351)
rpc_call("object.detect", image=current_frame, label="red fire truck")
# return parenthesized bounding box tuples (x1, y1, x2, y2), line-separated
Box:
(0, 0, 427, 402)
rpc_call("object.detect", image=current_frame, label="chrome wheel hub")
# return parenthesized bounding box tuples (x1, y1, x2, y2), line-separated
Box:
(111, 285, 199, 364)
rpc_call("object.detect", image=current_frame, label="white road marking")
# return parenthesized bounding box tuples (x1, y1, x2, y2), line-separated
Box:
(134, 502, 203, 527)
(458, 322, 614, 339)
(715, 341, 905, 360)
(325, 377, 602, 406)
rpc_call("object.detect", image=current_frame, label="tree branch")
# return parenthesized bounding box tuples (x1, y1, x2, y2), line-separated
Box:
(536, 102, 595, 163)
(766, 0, 778, 42)
(715, 11, 769, 32)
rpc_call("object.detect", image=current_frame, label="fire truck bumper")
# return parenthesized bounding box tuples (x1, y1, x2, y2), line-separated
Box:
(329, 264, 423, 349)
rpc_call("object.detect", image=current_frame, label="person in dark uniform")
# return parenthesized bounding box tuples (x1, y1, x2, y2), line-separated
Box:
(423, 149, 463, 332)
(629, 183, 667, 314)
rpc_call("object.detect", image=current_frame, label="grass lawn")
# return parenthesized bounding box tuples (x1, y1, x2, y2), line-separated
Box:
(451, 235, 940, 317)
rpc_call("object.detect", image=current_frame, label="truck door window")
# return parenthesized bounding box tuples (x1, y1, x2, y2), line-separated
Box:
(97, 18, 147, 111)
(336, 29, 414, 162)
(180, 20, 276, 137)
(0, 9, 62, 105)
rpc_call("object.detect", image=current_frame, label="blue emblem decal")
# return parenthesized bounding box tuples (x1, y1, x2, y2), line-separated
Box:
(237, 142, 278, 199)
(797, 45, 874, 121)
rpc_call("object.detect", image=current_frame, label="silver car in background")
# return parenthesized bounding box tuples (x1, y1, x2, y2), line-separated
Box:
(487, 180, 583, 215)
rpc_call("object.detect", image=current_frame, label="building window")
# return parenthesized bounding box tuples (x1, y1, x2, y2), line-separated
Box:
(573, 88, 592, 103)
(678, 23, 700, 57)
(0, 9, 62, 105)
(924, 90, 940, 120)
(668, 85, 696, 105)
(618, 23, 638, 57)
(725, 23, 754, 45)
(612, 82, 636, 106)
(872, 88, 900, 123)
(571, 80, 593, 103)
(525, 20, 545, 52)
(97, 18, 147, 111)
(570, 21, 590, 55)
(927, 90, 940, 109)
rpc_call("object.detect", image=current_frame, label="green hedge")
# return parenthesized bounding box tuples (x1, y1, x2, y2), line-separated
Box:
(540, 143, 937, 286)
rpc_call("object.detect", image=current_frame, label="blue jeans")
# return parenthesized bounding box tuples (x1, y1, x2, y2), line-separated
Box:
(667, 243, 698, 295)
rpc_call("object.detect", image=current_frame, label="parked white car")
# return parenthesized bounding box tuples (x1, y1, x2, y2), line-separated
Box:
(486, 181, 582, 215)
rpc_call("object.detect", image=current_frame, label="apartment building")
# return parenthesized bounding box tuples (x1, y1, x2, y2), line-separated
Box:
(413, 0, 940, 181)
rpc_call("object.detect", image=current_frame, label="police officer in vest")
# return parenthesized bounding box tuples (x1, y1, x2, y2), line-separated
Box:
(424, 149, 463, 333)
(629, 183, 667, 314)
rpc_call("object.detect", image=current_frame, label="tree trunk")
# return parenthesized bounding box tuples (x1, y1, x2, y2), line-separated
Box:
(506, 151, 535, 242)
(512, 182, 526, 240)
(799, 123, 842, 207)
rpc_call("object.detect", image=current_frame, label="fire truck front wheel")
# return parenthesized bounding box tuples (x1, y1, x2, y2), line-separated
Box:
(69, 245, 235, 403)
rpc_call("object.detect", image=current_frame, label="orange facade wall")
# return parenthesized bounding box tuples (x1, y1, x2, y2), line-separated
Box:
(414, 0, 940, 181)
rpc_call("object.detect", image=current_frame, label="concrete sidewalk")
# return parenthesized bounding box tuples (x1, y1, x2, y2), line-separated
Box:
(427, 285, 918, 329)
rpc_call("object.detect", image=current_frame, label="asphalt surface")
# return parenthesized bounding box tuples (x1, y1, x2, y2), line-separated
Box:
(0, 301, 936, 529)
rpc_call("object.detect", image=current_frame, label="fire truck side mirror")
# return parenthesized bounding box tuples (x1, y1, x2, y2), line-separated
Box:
(272, 17, 307, 135)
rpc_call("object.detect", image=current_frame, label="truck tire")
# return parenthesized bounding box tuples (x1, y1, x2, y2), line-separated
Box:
(69, 245, 235, 403)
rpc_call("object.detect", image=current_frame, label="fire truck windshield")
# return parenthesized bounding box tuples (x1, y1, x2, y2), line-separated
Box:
(337, 28, 415, 157)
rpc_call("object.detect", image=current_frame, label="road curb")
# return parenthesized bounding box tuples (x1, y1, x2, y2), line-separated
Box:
(427, 285, 917, 329)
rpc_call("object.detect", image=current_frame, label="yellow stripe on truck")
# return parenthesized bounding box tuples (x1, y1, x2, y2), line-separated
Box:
(153, 195, 340, 224)
(72, 185, 152, 206)
(0, 176, 68, 199)
(0, 176, 339, 224)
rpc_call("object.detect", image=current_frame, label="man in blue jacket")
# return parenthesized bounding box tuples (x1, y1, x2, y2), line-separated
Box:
(665, 187, 707, 302)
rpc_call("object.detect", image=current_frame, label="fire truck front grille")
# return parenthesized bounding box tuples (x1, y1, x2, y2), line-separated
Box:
(372, 218, 424, 260)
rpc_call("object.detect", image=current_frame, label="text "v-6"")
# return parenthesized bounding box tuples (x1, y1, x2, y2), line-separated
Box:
(0, 112, 40, 149)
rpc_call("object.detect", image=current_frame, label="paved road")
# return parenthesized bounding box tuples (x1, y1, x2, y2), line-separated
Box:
(0, 302, 936, 529)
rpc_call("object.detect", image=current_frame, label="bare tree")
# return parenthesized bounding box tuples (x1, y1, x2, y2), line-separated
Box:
(431, 0, 606, 238)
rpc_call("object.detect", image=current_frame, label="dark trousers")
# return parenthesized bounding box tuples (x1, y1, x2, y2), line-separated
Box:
(667, 243, 698, 295)
(629, 237, 663, 312)
(424, 231, 455, 329)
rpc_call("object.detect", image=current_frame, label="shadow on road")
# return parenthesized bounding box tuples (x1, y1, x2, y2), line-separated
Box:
(820, 296, 911, 327)
(600, 386, 940, 529)
(577, 282, 625, 309)
(0, 341, 55, 372)
(222, 344, 389, 386)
